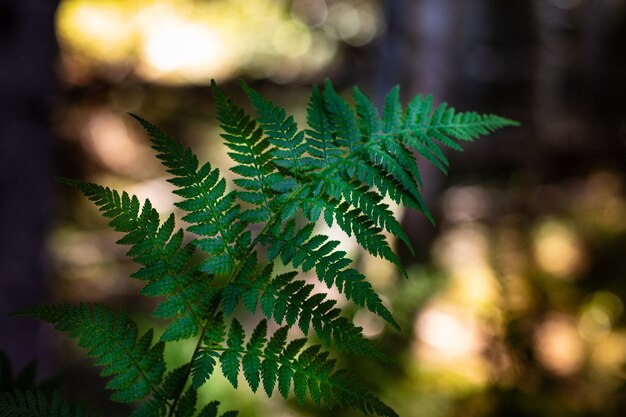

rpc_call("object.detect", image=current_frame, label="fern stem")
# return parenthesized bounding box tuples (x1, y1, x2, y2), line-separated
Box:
(167, 303, 218, 417)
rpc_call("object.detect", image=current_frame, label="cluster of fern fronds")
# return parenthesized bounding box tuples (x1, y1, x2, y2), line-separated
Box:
(2, 80, 516, 417)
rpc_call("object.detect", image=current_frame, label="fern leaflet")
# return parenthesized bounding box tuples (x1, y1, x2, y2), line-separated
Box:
(0, 390, 96, 417)
(193, 317, 398, 417)
(13, 304, 166, 403)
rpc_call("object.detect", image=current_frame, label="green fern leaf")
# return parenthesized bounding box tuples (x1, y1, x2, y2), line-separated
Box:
(197, 401, 239, 417)
(13, 304, 165, 403)
(221, 255, 259, 316)
(0, 390, 97, 417)
(191, 350, 219, 390)
(49, 80, 516, 417)
(305, 85, 342, 169)
(242, 319, 267, 392)
(208, 320, 395, 416)
(353, 86, 382, 141)
(130, 115, 248, 276)
(203, 312, 227, 346)
(211, 80, 276, 220)
(57, 179, 214, 341)
(231, 266, 387, 361)
(242, 81, 307, 178)
(174, 388, 196, 417)
(262, 221, 399, 330)
(129, 397, 166, 417)
(161, 366, 188, 399)
(190, 313, 226, 389)
(220, 319, 244, 388)
(382, 86, 403, 134)
(323, 80, 362, 153)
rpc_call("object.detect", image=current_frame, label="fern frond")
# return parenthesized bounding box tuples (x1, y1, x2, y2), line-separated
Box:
(351, 156, 432, 220)
(58, 179, 216, 341)
(47, 80, 516, 417)
(303, 85, 423, 252)
(261, 220, 399, 330)
(211, 80, 277, 221)
(130, 115, 249, 276)
(194, 318, 397, 417)
(313, 176, 413, 253)
(395, 93, 518, 175)
(305, 85, 343, 169)
(174, 388, 197, 417)
(323, 80, 362, 153)
(353, 86, 382, 141)
(13, 304, 166, 403)
(242, 82, 307, 178)
(197, 401, 238, 417)
(225, 264, 387, 361)
(128, 397, 166, 417)
(382, 86, 403, 135)
(0, 390, 96, 417)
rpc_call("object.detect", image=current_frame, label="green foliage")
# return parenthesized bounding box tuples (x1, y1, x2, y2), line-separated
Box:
(11, 80, 516, 416)
(13, 304, 166, 404)
(0, 390, 96, 417)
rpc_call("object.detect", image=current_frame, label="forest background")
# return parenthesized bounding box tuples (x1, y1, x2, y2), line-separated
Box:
(1, 1, 625, 416)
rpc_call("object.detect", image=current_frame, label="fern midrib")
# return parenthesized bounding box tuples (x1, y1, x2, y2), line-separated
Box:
(167, 305, 217, 417)
(427, 119, 514, 130)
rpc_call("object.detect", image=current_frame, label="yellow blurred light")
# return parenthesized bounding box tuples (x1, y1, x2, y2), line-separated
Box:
(57, 1, 136, 61)
(57, 0, 345, 85)
(534, 313, 584, 376)
(362, 251, 396, 288)
(140, 20, 228, 82)
(443, 186, 489, 222)
(272, 22, 312, 57)
(449, 264, 500, 308)
(578, 308, 611, 342)
(533, 220, 587, 279)
(353, 310, 385, 339)
(590, 331, 626, 373)
(83, 111, 147, 175)
(435, 225, 489, 270)
(326, 2, 380, 46)
(434, 225, 502, 309)
(415, 304, 483, 359)
(127, 177, 177, 214)
(412, 302, 490, 387)
(579, 291, 624, 342)
(502, 274, 534, 313)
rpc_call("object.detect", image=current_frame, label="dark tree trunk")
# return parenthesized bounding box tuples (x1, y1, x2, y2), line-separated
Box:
(0, 0, 59, 378)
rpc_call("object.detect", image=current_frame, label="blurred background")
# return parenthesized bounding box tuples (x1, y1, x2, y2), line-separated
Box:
(1, 0, 626, 416)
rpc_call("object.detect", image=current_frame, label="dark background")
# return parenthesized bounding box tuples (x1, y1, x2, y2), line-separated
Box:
(1, 1, 626, 416)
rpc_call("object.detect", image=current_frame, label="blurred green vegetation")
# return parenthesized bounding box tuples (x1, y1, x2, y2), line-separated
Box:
(46, 0, 626, 416)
